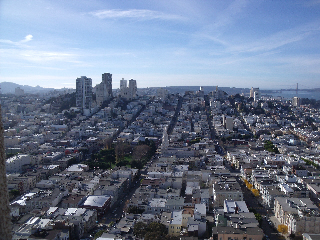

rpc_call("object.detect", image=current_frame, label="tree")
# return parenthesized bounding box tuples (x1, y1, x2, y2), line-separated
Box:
(133, 222, 147, 238)
(144, 231, 163, 240)
(10, 189, 20, 199)
(115, 142, 132, 164)
(134, 221, 169, 240)
(254, 213, 262, 226)
(132, 144, 150, 162)
(278, 224, 288, 234)
(104, 137, 113, 150)
(147, 222, 167, 233)
(251, 188, 260, 197)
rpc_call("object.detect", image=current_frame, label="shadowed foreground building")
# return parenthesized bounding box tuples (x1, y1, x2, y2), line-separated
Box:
(0, 105, 12, 240)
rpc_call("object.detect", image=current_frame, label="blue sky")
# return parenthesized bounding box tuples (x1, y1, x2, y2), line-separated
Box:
(1, 0, 320, 89)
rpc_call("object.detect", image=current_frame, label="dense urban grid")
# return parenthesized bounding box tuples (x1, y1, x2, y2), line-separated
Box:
(1, 74, 320, 240)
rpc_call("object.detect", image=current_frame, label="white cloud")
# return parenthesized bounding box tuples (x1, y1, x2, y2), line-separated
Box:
(20, 50, 80, 63)
(89, 9, 184, 21)
(21, 34, 33, 43)
(0, 35, 33, 46)
(228, 21, 320, 54)
(0, 48, 81, 65)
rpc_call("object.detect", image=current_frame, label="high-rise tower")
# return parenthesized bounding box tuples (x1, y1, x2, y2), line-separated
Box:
(76, 76, 92, 115)
(128, 79, 137, 99)
(96, 73, 113, 105)
(250, 87, 260, 102)
(120, 78, 137, 100)
(0, 105, 12, 240)
(102, 73, 113, 98)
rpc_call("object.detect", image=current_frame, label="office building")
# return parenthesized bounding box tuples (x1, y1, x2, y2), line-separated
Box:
(76, 76, 92, 115)
(128, 79, 137, 99)
(96, 73, 113, 106)
(120, 78, 137, 100)
(250, 87, 260, 102)
(292, 96, 301, 107)
(120, 78, 127, 90)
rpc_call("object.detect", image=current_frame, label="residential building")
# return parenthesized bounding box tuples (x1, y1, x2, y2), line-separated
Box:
(293, 97, 301, 107)
(120, 78, 137, 100)
(76, 76, 92, 115)
(96, 73, 113, 106)
(213, 178, 243, 207)
(250, 87, 260, 102)
(274, 197, 320, 234)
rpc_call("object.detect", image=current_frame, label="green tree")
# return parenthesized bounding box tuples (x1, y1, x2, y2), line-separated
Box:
(133, 222, 147, 238)
(254, 213, 262, 226)
(10, 189, 20, 198)
(147, 222, 167, 233)
(145, 231, 163, 240)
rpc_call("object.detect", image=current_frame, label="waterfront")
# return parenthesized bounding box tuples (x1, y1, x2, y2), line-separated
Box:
(263, 90, 320, 101)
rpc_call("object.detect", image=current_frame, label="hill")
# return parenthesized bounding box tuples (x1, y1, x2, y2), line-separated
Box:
(0, 82, 57, 94)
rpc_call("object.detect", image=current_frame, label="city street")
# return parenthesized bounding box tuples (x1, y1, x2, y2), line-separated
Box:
(237, 177, 283, 239)
(101, 178, 141, 226)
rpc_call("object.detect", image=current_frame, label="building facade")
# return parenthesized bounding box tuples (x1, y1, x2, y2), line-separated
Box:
(250, 87, 260, 102)
(76, 76, 92, 115)
(120, 78, 137, 100)
(96, 73, 113, 106)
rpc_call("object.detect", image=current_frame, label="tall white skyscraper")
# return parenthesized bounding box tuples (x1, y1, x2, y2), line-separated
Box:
(292, 97, 301, 107)
(76, 76, 92, 115)
(120, 78, 137, 100)
(120, 78, 127, 90)
(96, 73, 113, 105)
(250, 87, 260, 102)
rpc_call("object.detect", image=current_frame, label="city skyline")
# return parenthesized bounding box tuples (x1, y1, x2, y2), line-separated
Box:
(1, 0, 320, 89)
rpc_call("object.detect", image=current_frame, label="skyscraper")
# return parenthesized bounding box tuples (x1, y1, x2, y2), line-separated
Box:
(96, 73, 113, 106)
(292, 96, 301, 107)
(128, 79, 137, 99)
(120, 78, 127, 90)
(250, 87, 260, 102)
(120, 78, 137, 100)
(102, 73, 113, 97)
(76, 76, 92, 115)
(0, 105, 12, 240)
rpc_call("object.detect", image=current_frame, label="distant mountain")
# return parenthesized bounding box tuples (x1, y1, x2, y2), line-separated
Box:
(0, 82, 56, 94)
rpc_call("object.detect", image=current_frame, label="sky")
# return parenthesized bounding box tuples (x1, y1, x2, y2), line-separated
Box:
(1, 0, 320, 90)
